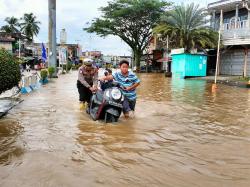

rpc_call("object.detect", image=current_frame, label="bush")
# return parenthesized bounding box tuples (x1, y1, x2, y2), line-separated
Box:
(40, 69, 48, 81)
(62, 61, 73, 72)
(18, 58, 25, 64)
(68, 61, 73, 71)
(48, 66, 55, 78)
(0, 48, 21, 94)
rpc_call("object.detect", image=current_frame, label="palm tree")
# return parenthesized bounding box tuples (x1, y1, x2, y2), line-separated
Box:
(1, 16, 20, 33)
(20, 13, 41, 41)
(154, 3, 218, 52)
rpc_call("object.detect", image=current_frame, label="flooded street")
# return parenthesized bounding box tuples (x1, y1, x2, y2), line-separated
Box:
(0, 71, 250, 187)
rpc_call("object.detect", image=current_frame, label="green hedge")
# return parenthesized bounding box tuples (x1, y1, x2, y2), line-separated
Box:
(0, 48, 21, 94)
(40, 69, 48, 80)
(48, 66, 55, 78)
(62, 61, 73, 72)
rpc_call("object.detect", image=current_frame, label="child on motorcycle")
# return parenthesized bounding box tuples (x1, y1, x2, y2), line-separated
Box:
(100, 68, 113, 91)
(99, 60, 140, 118)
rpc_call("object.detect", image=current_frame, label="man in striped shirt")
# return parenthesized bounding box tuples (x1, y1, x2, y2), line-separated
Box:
(99, 60, 140, 118)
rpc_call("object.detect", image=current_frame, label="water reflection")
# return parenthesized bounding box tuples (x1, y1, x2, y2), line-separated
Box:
(170, 78, 207, 105)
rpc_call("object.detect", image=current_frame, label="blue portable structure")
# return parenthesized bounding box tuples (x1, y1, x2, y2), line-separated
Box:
(171, 53, 207, 78)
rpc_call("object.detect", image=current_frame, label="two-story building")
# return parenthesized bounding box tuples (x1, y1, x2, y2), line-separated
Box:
(208, 0, 250, 77)
(144, 35, 170, 72)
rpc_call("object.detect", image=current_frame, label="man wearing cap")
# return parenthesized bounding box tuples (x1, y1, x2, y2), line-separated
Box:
(77, 60, 98, 110)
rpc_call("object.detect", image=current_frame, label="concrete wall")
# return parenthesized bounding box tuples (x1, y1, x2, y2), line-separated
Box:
(0, 42, 12, 53)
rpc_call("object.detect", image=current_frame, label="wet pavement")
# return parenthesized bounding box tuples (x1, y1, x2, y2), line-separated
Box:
(0, 71, 250, 187)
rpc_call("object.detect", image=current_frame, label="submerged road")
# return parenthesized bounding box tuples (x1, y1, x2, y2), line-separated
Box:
(0, 71, 250, 187)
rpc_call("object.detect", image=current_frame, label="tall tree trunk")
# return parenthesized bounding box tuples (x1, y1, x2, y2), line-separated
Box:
(134, 49, 142, 72)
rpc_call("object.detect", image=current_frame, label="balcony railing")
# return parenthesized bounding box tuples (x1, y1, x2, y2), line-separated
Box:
(223, 20, 248, 30)
(222, 20, 250, 41)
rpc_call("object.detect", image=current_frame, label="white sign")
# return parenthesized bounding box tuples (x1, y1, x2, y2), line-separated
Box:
(59, 47, 67, 65)
(60, 29, 67, 44)
(171, 48, 185, 55)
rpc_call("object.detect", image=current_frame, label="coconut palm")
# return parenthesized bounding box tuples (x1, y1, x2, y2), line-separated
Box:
(1, 16, 20, 33)
(20, 13, 41, 41)
(154, 3, 218, 52)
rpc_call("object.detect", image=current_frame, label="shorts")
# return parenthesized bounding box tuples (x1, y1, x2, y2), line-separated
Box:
(123, 97, 136, 113)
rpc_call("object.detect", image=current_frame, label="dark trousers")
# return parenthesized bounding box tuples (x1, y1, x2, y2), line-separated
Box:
(77, 80, 93, 103)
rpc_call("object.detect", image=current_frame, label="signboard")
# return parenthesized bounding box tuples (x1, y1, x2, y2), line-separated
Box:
(59, 47, 67, 65)
(171, 48, 185, 55)
(77, 44, 82, 57)
(60, 29, 67, 44)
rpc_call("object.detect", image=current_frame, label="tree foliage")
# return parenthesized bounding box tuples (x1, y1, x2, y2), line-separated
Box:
(1, 17, 20, 33)
(0, 48, 21, 94)
(154, 3, 218, 52)
(20, 13, 41, 41)
(85, 0, 171, 68)
(1, 13, 41, 42)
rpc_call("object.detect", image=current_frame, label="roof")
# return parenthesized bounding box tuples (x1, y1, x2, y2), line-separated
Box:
(119, 56, 132, 58)
(0, 37, 15, 42)
(207, 0, 249, 13)
(0, 32, 27, 40)
(171, 53, 207, 56)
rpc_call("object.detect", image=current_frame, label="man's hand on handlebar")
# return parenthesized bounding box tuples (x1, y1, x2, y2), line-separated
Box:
(89, 86, 98, 93)
(98, 77, 106, 82)
(122, 86, 132, 91)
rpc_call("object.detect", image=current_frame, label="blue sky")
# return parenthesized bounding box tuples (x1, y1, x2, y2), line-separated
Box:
(0, 0, 214, 55)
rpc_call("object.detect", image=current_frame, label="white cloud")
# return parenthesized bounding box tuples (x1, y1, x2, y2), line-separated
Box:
(0, 0, 213, 56)
(0, 0, 130, 55)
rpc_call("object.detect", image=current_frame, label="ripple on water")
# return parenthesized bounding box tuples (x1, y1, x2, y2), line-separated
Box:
(0, 119, 24, 165)
(0, 72, 250, 187)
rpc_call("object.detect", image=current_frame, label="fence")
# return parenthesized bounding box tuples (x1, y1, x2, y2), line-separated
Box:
(20, 73, 41, 94)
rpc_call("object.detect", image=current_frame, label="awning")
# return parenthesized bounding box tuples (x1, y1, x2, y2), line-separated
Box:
(22, 57, 35, 61)
(157, 57, 171, 62)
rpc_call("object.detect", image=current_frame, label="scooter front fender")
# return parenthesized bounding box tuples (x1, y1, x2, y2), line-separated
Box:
(106, 108, 120, 117)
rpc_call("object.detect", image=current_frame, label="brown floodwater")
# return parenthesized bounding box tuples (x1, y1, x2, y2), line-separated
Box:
(0, 71, 250, 187)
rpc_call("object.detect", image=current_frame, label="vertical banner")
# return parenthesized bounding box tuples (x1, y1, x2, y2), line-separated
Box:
(59, 47, 67, 65)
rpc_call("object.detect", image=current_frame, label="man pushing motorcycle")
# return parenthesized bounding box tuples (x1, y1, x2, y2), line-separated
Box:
(77, 59, 98, 110)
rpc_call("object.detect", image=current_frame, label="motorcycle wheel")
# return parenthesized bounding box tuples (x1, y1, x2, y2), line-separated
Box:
(104, 112, 117, 123)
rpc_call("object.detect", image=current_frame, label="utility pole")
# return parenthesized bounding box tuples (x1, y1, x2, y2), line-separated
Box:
(215, 9, 223, 84)
(166, 35, 169, 73)
(242, 0, 250, 78)
(244, 48, 248, 77)
(48, 0, 57, 75)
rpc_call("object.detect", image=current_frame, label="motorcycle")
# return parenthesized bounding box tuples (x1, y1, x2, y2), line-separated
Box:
(87, 81, 124, 123)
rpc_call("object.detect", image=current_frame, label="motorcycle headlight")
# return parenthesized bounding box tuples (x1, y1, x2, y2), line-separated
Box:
(111, 89, 122, 100)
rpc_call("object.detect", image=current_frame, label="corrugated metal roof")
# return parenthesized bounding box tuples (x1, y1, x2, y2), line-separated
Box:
(207, 0, 248, 12)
